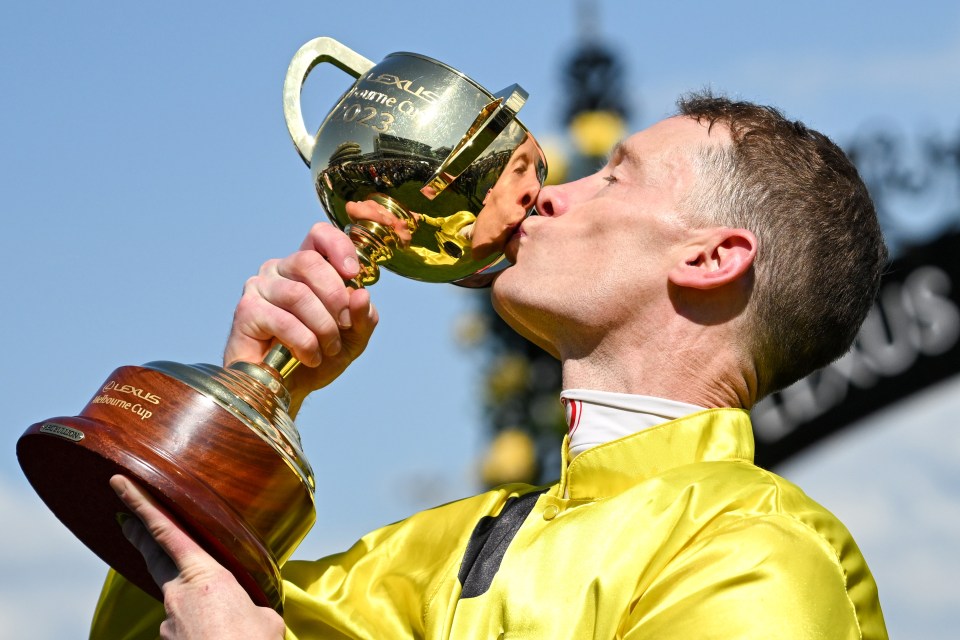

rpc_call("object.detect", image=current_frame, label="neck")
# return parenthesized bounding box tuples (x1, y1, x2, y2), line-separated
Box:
(558, 324, 755, 409)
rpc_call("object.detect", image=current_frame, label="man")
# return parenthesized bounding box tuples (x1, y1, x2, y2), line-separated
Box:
(91, 93, 888, 638)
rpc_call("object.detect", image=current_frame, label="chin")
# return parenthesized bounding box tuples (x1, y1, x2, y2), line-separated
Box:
(490, 281, 561, 360)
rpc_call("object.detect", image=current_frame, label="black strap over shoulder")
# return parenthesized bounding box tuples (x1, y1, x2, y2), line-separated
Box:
(457, 489, 548, 599)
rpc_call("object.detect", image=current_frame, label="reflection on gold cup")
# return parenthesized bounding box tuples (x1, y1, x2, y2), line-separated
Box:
(284, 36, 547, 287)
(16, 36, 545, 612)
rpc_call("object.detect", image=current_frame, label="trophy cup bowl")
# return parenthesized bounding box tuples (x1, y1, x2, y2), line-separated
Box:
(16, 36, 545, 612)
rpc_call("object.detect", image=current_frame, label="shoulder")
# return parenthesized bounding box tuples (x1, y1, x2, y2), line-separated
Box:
(660, 457, 849, 531)
(695, 462, 862, 560)
(664, 460, 868, 583)
(646, 461, 887, 638)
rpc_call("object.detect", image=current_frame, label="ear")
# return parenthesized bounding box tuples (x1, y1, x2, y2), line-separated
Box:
(668, 228, 757, 290)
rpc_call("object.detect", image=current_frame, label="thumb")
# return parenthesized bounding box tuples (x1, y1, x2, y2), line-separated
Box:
(111, 475, 209, 588)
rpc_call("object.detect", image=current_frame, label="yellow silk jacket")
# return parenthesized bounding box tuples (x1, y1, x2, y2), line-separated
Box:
(91, 408, 887, 639)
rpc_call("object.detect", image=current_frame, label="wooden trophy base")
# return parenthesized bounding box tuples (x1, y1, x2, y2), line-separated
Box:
(16, 362, 316, 612)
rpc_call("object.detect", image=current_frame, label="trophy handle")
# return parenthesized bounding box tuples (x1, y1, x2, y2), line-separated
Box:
(283, 37, 375, 166)
(420, 84, 528, 200)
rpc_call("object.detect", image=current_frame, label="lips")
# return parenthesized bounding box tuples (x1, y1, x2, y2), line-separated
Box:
(503, 221, 527, 264)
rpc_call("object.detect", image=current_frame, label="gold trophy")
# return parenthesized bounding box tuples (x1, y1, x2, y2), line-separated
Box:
(16, 36, 545, 611)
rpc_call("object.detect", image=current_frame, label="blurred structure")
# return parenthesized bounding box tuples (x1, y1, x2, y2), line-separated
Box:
(847, 125, 960, 254)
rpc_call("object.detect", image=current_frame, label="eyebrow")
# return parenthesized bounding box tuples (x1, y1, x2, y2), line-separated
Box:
(606, 141, 625, 166)
(606, 141, 639, 171)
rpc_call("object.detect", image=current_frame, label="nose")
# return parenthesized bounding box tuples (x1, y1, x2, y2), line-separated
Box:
(517, 177, 538, 212)
(535, 184, 565, 217)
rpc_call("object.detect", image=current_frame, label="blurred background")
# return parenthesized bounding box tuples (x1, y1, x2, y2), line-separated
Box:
(2, 1, 958, 637)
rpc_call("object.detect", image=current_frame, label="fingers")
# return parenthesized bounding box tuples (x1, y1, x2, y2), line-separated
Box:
(256, 254, 349, 360)
(119, 515, 180, 587)
(298, 221, 363, 279)
(111, 475, 204, 588)
(225, 222, 366, 368)
(339, 287, 378, 359)
(112, 475, 285, 637)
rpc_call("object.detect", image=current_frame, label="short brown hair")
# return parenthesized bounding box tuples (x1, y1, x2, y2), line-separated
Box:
(677, 92, 887, 398)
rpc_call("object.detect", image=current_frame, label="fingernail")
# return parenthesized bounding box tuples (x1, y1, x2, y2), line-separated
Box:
(115, 512, 131, 526)
(338, 308, 352, 329)
(324, 338, 342, 357)
(110, 476, 126, 494)
(344, 255, 359, 274)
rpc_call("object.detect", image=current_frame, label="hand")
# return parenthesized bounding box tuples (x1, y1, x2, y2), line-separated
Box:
(225, 221, 379, 412)
(344, 199, 413, 246)
(111, 475, 285, 639)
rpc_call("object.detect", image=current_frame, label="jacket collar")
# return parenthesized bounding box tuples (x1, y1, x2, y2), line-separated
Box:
(556, 408, 755, 501)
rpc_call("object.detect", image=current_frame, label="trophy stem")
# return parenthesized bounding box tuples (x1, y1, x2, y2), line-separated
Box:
(261, 343, 301, 379)
(344, 225, 387, 287)
(343, 193, 418, 288)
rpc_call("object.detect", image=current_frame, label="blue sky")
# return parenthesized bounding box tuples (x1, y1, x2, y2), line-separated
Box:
(2, 1, 959, 637)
